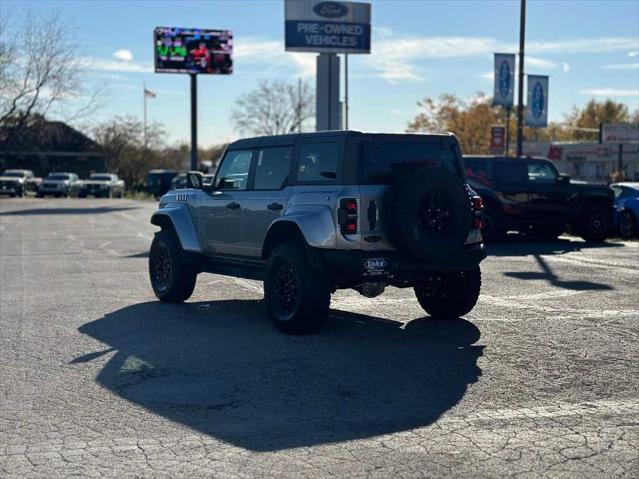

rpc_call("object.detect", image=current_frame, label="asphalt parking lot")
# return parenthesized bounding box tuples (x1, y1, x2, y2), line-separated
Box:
(1, 198, 638, 478)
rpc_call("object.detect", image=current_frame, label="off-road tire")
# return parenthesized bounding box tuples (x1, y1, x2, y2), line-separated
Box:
(264, 242, 331, 335)
(481, 207, 504, 243)
(149, 230, 197, 302)
(618, 210, 637, 238)
(414, 268, 481, 319)
(578, 205, 610, 243)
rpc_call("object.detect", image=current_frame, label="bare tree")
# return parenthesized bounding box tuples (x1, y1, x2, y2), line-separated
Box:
(231, 79, 314, 136)
(93, 116, 187, 190)
(0, 11, 101, 133)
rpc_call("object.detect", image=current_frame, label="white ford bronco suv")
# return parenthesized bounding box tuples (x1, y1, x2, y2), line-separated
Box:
(148, 131, 486, 334)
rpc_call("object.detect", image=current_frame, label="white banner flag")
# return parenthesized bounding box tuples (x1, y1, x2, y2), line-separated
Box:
(493, 53, 515, 107)
(526, 75, 549, 127)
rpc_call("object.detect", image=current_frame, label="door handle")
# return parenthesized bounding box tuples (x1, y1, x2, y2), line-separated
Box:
(226, 201, 240, 210)
(267, 202, 283, 211)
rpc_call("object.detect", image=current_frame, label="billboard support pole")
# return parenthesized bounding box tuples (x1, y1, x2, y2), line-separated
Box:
(516, 0, 526, 157)
(344, 53, 349, 130)
(505, 105, 511, 157)
(190, 74, 198, 171)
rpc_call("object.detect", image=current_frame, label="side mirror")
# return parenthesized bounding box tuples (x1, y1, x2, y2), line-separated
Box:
(186, 171, 203, 189)
(558, 174, 570, 184)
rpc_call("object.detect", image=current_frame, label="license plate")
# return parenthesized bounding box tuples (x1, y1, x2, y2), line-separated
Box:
(363, 258, 389, 276)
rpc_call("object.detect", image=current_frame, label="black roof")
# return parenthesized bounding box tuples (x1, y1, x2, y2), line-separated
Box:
(227, 130, 455, 150)
(0, 119, 103, 153)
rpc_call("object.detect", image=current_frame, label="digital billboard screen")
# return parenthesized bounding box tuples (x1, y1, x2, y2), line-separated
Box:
(154, 27, 233, 74)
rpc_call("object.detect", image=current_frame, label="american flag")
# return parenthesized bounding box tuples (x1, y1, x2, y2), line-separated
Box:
(144, 89, 157, 98)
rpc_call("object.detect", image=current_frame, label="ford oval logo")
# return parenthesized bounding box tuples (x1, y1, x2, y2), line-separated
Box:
(313, 1, 349, 18)
(498, 60, 511, 98)
(531, 81, 544, 119)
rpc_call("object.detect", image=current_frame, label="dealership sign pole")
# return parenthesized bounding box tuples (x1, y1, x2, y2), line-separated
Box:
(154, 27, 233, 170)
(285, 0, 371, 131)
(492, 53, 515, 156)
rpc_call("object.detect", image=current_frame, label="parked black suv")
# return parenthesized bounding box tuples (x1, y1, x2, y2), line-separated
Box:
(464, 155, 614, 242)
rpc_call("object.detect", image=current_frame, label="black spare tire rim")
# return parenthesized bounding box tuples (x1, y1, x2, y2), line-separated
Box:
(151, 243, 172, 292)
(418, 274, 449, 300)
(273, 262, 300, 318)
(420, 191, 452, 235)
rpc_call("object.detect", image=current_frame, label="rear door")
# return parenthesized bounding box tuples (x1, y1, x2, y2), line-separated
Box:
(198, 149, 252, 256)
(242, 146, 293, 257)
(492, 161, 529, 215)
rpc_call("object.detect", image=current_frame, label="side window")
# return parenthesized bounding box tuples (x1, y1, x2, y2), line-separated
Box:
(254, 147, 292, 190)
(494, 162, 526, 184)
(527, 163, 557, 183)
(297, 142, 339, 182)
(214, 150, 252, 190)
(465, 159, 493, 187)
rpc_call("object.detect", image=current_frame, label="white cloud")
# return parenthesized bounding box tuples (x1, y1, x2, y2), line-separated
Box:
(480, 71, 494, 81)
(113, 49, 133, 61)
(525, 56, 557, 69)
(580, 88, 639, 97)
(82, 58, 153, 73)
(629, 51, 639, 57)
(602, 63, 639, 70)
(288, 52, 316, 78)
(562, 62, 570, 73)
(373, 26, 393, 38)
(527, 38, 639, 54)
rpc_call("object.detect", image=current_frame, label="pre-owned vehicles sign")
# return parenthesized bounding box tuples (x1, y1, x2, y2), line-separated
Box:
(285, 0, 371, 54)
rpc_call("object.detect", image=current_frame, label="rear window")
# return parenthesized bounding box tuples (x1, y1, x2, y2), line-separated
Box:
(465, 159, 493, 187)
(91, 174, 112, 181)
(359, 140, 462, 184)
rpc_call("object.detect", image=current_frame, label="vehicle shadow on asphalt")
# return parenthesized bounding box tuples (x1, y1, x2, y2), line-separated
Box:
(76, 300, 483, 451)
(0, 206, 140, 216)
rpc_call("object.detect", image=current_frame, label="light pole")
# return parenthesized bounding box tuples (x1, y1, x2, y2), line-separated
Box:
(516, 0, 526, 157)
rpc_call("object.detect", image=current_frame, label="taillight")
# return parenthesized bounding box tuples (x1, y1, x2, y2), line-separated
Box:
(338, 198, 358, 235)
(471, 196, 484, 230)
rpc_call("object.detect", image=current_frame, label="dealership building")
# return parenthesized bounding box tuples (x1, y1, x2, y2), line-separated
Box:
(0, 120, 109, 178)
(523, 141, 639, 184)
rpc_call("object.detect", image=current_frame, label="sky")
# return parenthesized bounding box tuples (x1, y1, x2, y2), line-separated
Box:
(3, 0, 639, 146)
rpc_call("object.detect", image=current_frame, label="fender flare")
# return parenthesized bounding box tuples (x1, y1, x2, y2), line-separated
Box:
(262, 205, 336, 257)
(150, 204, 202, 253)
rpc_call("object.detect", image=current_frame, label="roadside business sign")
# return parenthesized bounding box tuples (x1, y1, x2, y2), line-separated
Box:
(601, 123, 639, 143)
(492, 53, 515, 107)
(526, 75, 549, 127)
(154, 27, 233, 74)
(284, 0, 371, 54)
(490, 126, 507, 154)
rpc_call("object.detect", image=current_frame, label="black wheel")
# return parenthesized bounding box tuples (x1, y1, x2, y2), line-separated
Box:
(578, 206, 610, 243)
(149, 230, 197, 302)
(618, 210, 637, 238)
(531, 224, 564, 241)
(264, 242, 331, 334)
(481, 207, 504, 243)
(36, 193, 43, 198)
(414, 268, 481, 319)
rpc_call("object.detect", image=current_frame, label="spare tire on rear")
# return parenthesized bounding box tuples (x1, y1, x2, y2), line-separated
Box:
(384, 165, 472, 262)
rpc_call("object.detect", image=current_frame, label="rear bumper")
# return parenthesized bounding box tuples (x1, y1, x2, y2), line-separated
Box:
(315, 244, 486, 288)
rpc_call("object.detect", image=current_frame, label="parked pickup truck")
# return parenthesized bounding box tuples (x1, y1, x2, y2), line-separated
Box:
(0, 169, 41, 197)
(79, 173, 125, 198)
(464, 155, 614, 242)
(147, 131, 486, 334)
